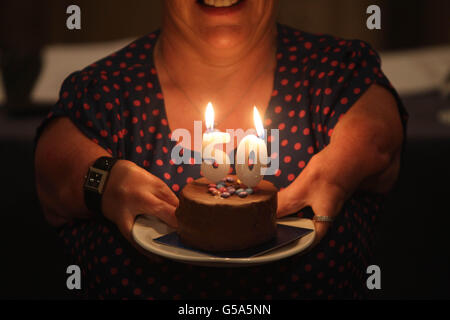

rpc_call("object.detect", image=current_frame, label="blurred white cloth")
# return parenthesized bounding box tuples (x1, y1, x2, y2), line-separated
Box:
(0, 40, 449, 105)
(380, 46, 450, 96)
(0, 38, 133, 105)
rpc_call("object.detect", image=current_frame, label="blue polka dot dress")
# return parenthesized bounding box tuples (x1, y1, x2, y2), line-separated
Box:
(37, 24, 407, 300)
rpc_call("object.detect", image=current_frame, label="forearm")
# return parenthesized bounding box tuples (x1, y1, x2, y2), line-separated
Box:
(321, 84, 404, 196)
(35, 117, 109, 226)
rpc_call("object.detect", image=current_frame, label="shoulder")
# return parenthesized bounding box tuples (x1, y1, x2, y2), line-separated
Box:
(57, 30, 162, 113)
(60, 30, 160, 93)
(277, 24, 381, 68)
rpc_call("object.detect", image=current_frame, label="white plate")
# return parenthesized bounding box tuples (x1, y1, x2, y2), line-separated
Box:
(132, 215, 316, 267)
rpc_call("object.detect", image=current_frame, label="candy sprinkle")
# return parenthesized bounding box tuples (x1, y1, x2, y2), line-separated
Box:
(208, 187, 217, 194)
(238, 191, 248, 198)
(245, 188, 254, 195)
(226, 177, 235, 183)
(227, 187, 236, 195)
(236, 188, 245, 194)
(221, 192, 231, 198)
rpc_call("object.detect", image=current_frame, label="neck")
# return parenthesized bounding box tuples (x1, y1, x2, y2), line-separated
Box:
(154, 22, 278, 115)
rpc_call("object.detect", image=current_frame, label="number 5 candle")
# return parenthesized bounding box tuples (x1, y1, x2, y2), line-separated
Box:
(201, 102, 231, 183)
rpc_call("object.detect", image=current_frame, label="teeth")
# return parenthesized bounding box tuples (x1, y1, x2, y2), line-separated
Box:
(203, 0, 239, 8)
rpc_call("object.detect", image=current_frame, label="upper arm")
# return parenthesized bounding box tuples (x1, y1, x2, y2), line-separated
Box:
(35, 117, 109, 224)
(331, 84, 404, 156)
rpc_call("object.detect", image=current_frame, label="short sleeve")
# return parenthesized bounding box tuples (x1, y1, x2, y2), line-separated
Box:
(313, 40, 408, 144)
(36, 70, 124, 157)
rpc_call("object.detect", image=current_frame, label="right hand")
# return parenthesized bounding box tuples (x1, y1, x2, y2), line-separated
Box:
(101, 160, 179, 244)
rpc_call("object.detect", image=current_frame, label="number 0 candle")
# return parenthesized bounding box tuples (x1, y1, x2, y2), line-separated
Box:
(236, 107, 268, 187)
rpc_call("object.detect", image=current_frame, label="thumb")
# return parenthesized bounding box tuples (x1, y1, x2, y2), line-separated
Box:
(277, 180, 309, 218)
(312, 220, 332, 247)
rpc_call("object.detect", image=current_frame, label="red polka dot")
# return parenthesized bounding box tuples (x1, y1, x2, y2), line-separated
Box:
(156, 159, 163, 166)
(136, 146, 142, 154)
(304, 42, 312, 50)
(303, 128, 310, 135)
(133, 100, 141, 107)
(298, 161, 306, 168)
(294, 143, 302, 151)
(284, 156, 292, 163)
(133, 288, 142, 296)
(305, 264, 312, 272)
(340, 97, 348, 104)
(160, 285, 168, 293)
(275, 106, 282, 113)
(172, 184, 180, 192)
(287, 174, 295, 181)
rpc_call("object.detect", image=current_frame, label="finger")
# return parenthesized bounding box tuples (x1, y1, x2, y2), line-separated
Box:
(153, 183, 179, 208)
(141, 193, 178, 228)
(148, 176, 180, 207)
(116, 210, 135, 244)
(312, 221, 332, 247)
(116, 212, 165, 262)
(276, 184, 308, 218)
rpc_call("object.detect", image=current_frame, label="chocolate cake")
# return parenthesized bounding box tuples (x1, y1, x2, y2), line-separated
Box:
(175, 176, 278, 252)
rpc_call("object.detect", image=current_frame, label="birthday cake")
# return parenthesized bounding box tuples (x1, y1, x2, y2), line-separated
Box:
(175, 176, 278, 252)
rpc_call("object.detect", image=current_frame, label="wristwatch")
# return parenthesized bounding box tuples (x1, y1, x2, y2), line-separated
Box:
(84, 156, 118, 215)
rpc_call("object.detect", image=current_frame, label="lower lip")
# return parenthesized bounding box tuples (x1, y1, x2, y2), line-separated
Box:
(196, 0, 246, 16)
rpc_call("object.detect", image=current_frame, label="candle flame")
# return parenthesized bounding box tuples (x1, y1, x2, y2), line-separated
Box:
(205, 102, 215, 131)
(253, 106, 264, 138)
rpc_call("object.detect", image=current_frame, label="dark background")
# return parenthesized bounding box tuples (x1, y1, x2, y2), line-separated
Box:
(0, 0, 449, 299)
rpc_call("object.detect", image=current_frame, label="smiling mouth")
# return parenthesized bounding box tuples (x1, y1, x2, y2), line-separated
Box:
(197, 0, 244, 8)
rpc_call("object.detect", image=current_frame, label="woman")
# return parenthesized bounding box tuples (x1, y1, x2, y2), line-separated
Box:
(35, 0, 406, 299)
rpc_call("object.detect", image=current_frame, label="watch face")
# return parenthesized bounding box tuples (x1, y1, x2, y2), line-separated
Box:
(84, 168, 108, 193)
(87, 171, 103, 189)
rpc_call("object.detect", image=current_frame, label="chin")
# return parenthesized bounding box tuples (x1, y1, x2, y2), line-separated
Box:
(201, 25, 249, 50)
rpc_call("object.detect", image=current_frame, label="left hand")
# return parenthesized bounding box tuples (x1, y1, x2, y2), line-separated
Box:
(277, 148, 352, 247)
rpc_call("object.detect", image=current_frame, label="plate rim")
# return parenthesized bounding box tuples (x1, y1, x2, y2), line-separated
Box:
(132, 215, 316, 266)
